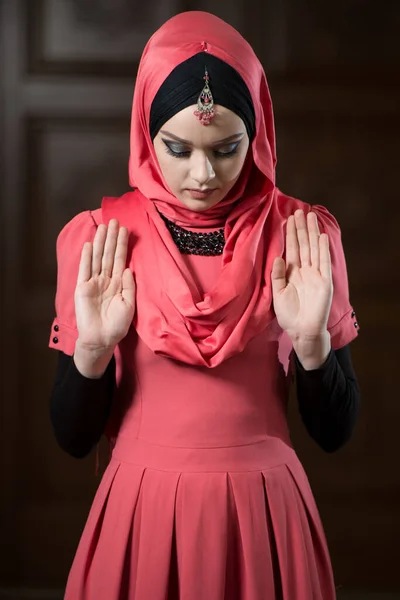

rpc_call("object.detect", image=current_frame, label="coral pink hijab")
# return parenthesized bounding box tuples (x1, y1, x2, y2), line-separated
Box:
(102, 11, 339, 367)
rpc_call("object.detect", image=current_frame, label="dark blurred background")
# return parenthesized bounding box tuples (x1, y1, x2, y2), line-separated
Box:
(0, 0, 399, 598)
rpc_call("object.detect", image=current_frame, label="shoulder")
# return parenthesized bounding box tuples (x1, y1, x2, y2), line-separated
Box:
(56, 209, 102, 251)
(101, 190, 143, 229)
(56, 189, 141, 254)
(311, 204, 341, 234)
(274, 189, 309, 218)
(274, 189, 340, 234)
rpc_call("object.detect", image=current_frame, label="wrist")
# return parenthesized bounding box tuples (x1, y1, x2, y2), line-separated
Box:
(291, 330, 331, 371)
(73, 339, 116, 379)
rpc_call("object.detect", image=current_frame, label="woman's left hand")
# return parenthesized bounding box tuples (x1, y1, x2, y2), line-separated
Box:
(271, 209, 333, 342)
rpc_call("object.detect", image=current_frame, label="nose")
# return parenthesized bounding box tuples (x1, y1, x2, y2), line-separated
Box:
(190, 152, 215, 187)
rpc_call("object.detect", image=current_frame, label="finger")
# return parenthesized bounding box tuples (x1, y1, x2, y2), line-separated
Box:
(77, 242, 92, 284)
(295, 210, 311, 267)
(121, 268, 136, 309)
(285, 215, 300, 269)
(101, 219, 119, 278)
(92, 224, 107, 276)
(308, 212, 320, 270)
(271, 257, 287, 296)
(112, 226, 129, 280)
(319, 233, 332, 281)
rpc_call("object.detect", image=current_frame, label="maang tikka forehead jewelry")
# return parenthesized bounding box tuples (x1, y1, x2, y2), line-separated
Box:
(194, 67, 216, 125)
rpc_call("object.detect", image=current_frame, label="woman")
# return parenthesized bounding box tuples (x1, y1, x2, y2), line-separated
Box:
(49, 11, 360, 599)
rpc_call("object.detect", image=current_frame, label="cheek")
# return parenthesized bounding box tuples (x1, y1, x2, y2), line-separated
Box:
(219, 155, 247, 184)
(157, 155, 185, 190)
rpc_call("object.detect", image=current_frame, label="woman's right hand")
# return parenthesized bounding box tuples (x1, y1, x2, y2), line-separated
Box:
(73, 219, 136, 377)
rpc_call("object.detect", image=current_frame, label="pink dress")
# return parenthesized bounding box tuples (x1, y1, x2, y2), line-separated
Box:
(49, 210, 358, 600)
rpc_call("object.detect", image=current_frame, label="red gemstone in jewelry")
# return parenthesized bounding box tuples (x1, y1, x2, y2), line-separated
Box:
(193, 68, 215, 125)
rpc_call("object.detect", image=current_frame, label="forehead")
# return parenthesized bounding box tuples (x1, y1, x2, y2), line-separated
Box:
(160, 105, 246, 143)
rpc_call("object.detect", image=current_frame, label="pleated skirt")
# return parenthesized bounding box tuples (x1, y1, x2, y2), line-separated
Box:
(64, 436, 336, 599)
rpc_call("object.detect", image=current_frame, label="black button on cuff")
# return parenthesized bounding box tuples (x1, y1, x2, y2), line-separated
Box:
(351, 311, 356, 318)
(52, 337, 59, 344)
(54, 324, 59, 332)
(354, 322, 358, 328)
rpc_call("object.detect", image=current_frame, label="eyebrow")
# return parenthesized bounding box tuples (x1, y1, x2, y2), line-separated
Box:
(159, 130, 245, 146)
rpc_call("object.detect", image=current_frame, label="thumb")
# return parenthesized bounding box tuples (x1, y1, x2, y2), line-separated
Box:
(271, 257, 287, 296)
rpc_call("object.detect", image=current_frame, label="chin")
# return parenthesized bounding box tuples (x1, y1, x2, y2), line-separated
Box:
(179, 200, 215, 212)
(176, 192, 225, 212)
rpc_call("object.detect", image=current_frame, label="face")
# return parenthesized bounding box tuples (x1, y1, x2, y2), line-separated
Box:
(153, 105, 250, 211)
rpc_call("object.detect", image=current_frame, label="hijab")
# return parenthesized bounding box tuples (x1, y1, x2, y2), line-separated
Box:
(102, 11, 309, 367)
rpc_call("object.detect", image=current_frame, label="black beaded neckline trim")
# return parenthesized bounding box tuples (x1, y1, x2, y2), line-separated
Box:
(158, 211, 225, 256)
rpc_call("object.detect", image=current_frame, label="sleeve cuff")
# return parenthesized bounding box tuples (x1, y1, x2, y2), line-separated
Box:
(49, 318, 78, 356)
(328, 307, 359, 350)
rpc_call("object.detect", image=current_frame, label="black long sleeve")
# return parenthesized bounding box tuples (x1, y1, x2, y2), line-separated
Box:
(49, 352, 115, 458)
(49, 345, 359, 458)
(295, 345, 360, 452)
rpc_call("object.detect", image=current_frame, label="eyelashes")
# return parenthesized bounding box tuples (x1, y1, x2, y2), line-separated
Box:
(162, 140, 241, 159)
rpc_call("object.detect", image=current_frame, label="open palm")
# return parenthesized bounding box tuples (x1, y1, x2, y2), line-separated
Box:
(74, 219, 136, 350)
(271, 210, 333, 340)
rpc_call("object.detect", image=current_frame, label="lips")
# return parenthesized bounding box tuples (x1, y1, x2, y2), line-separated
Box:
(186, 188, 217, 199)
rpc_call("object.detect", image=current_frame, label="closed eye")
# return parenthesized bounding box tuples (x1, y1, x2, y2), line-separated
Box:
(162, 140, 241, 159)
(163, 141, 191, 158)
(214, 142, 241, 158)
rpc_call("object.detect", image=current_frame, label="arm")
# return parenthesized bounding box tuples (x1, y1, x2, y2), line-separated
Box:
(49, 351, 115, 458)
(49, 219, 135, 457)
(295, 344, 360, 452)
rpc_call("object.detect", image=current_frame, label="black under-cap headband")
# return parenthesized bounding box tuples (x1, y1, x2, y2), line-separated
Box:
(149, 52, 255, 141)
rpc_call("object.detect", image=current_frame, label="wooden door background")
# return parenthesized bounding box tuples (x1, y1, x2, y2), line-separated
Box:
(1, 0, 399, 596)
